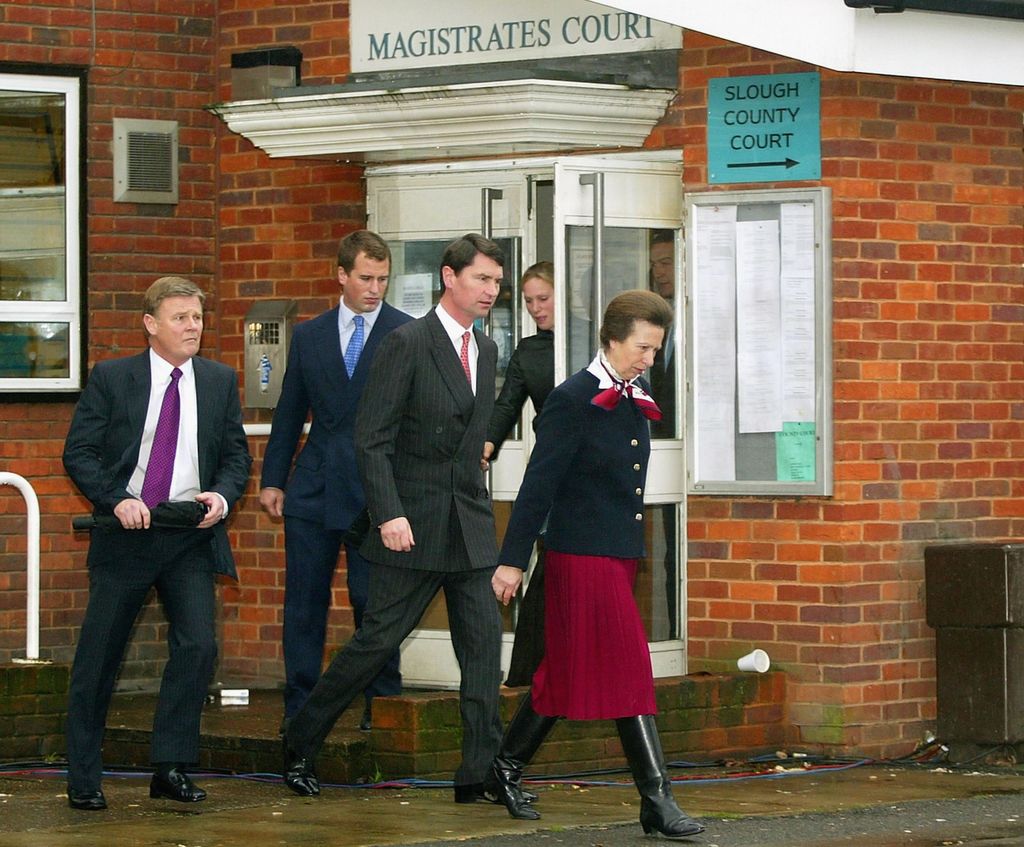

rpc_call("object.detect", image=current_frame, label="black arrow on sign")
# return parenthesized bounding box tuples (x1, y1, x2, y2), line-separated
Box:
(728, 158, 800, 169)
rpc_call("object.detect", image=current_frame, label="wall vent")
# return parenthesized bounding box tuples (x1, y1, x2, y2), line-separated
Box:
(113, 118, 178, 204)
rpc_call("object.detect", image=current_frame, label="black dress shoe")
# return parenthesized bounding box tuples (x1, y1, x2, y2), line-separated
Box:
(359, 704, 372, 732)
(149, 767, 206, 802)
(283, 739, 320, 796)
(67, 788, 107, 811)
(454, 782, 538, 805)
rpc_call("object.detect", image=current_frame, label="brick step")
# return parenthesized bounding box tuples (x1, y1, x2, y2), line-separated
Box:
(99, 672, 789, 784)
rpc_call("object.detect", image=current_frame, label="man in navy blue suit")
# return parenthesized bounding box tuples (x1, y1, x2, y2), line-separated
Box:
(63, 276, 251, 810)
(260, 230, 412, 730)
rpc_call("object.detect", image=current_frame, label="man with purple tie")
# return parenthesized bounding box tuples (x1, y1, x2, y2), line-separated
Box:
(62, 276, 251, 811)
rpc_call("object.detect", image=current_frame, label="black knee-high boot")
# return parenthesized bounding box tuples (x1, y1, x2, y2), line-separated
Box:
(616, 714, 705, 839)
(484, 691, 559, 820)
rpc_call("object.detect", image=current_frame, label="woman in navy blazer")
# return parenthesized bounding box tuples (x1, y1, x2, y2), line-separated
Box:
(487, 290, 704, 840)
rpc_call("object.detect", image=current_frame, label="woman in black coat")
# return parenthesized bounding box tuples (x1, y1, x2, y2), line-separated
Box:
(484, 261, 555, 687)
(487, 290, 704, 840)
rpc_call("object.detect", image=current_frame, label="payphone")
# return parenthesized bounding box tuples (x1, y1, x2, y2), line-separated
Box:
(243, 300, 296, 408)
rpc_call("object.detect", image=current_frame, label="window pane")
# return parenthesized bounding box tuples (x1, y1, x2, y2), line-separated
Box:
(0, 90, 67, 303)
(0, 321, 70, 378)
(564, 226, 678, 436)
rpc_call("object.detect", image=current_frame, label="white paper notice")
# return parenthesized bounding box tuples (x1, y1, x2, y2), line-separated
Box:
(694, 204, 738, 480)
(392, 273, 433, 318)
(780, 203, 816, 422)
(736, 219, 782, 434)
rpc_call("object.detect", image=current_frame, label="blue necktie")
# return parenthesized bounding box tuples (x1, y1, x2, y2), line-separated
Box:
(344, 315, 364, 377)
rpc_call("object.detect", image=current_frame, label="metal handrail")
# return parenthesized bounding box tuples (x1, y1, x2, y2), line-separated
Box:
(0, 472, 43, 662)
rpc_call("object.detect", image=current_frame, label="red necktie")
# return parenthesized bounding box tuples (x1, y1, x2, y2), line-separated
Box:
(459, 331, 472, 385)
(141, 367, 182, 508)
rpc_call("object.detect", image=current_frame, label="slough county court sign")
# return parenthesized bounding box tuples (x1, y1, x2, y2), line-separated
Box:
(708, 72, 821, 184)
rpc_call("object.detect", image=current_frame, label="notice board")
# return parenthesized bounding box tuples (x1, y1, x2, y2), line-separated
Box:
(685, 187, 832, 495)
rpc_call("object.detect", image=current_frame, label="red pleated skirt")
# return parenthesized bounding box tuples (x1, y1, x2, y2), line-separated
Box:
(530, 551, 656, 720)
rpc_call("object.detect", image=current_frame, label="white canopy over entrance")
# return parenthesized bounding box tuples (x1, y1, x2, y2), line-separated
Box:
(596, 0, 1024, 86)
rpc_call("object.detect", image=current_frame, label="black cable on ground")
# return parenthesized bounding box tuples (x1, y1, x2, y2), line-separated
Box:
(2, 741, 1019, 792)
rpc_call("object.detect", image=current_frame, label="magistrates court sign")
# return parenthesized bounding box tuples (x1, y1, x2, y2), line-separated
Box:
(351, 0, 681, 73)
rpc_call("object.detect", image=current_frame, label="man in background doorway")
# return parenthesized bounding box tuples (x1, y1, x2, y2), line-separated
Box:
(260, 230, 412, 732)
(649, 230, 680, 639)
(648, 230, 676, 439)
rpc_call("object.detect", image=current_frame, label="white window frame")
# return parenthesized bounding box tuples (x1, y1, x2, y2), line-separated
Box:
(0, 70, 83, 394)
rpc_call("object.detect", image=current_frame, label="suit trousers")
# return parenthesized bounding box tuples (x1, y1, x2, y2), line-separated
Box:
(66, 529, 217, 791)
(286, 560, 503, 786)
(282, 516, 402, 718)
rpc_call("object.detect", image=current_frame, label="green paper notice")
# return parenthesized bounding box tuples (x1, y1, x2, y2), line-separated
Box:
(776, 422, 815, 481)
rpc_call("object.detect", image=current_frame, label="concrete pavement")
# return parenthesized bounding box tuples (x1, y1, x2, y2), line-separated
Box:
(2, 758, 1024, 846)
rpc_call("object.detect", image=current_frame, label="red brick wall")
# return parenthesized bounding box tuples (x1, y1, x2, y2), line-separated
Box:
(214, 1, 366, 689)
(0, 2, 369, 704)
(0, 2, 221, 682)
(678, 33, 1024, 756)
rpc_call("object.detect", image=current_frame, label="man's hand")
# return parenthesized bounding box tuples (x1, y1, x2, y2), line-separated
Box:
(380, 516, 415, 552)
(492, 565, 523, 606)
(114, 497, 151, 530)
(481, 441, 495, 472)
(195, 492, 225, 528)
(259, 486, 285, 518)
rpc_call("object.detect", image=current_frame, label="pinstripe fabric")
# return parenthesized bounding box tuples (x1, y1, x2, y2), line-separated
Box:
(356, 310, 499, 571)
(286, 560, 503, 785)
(287, 309, 504, 785)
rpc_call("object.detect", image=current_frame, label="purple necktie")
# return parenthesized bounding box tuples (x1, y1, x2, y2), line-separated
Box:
(140, 367, 182, 508)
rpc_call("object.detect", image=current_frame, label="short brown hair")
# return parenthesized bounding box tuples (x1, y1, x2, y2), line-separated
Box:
(143, 276, 205, 316)
(338, 230, 391, 273)
(599, 289, 673, 349)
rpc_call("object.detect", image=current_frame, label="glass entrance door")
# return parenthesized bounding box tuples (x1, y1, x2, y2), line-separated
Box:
(551, 156, 686, 675)
(366, 153, 686, 687)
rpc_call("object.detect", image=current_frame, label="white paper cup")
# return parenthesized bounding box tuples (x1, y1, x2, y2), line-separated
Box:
(737, 649, 770, 673)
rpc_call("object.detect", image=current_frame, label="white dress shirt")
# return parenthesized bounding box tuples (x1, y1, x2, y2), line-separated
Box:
(435, 304, 478, 394)
(338, 300, 383, 359)
(128, 349, 228, 516)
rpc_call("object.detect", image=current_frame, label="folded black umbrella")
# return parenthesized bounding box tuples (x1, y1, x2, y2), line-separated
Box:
(72, 500, 208, 531)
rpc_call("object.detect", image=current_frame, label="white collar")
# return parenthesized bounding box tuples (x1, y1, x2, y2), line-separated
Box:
(148, 348, 193, 380)
(586, 350, 634, 388)
(435, 303, 474, 345)
(339, 300, 382, 330)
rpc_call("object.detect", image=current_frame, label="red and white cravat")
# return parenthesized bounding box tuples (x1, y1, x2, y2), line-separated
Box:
(587, 354, 662, 421)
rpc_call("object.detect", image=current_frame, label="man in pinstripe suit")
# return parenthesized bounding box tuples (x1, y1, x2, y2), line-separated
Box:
(283, 233, 506, 805)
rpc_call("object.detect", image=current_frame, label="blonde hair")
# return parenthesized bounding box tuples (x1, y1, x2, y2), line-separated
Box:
(521, 260, 554, 288)
(143, 276, 205, 316)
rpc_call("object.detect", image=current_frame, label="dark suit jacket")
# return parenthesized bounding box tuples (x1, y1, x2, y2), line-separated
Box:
(63, 351, 252, 578)
(260, 302, 412, 531)
(356, 309, 498, 572)
(648, 343, 676, 439)
(486, 329, 554, 456)
(499, 368, 651, 569)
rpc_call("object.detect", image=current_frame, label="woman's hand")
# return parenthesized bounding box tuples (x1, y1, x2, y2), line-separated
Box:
(492, 565, 523, 606)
